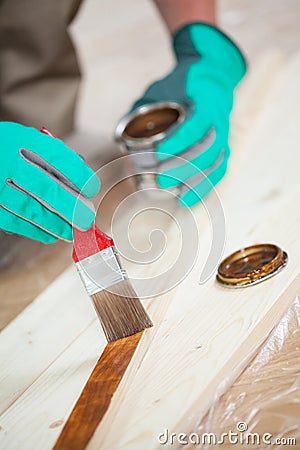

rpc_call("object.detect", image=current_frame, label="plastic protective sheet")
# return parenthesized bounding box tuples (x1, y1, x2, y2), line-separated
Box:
(187, 293, 300, 449)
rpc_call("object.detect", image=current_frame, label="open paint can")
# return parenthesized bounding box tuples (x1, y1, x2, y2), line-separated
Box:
(115, 101, 189, 190)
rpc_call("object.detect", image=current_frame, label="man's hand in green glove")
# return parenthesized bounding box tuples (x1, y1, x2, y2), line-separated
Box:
(131, 23, 246, 207)
(0, 122, 100, 243)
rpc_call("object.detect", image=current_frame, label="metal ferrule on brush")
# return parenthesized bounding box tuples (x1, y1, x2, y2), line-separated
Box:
(75, 246, 127, 296)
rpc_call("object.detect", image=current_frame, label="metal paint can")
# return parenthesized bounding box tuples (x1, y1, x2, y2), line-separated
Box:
(115, 101, 189, 191)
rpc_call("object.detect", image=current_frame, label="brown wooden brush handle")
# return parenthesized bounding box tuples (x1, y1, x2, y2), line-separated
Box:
(53, 331, 143, 450)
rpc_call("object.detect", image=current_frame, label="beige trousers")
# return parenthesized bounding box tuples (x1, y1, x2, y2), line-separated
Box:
(0, 0, 83, 135)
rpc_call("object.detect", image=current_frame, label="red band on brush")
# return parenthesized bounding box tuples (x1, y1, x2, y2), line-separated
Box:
(40, 127, 57, 138)
(72, 225, 114, 262)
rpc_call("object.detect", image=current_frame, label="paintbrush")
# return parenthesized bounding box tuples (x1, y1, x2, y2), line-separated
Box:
(73, 224, 152, 341)
(40, 127, 152, 342)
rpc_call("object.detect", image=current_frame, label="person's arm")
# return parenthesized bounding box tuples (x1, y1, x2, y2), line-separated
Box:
(153, 0, 216, 33)
(121, 1, 246, 208)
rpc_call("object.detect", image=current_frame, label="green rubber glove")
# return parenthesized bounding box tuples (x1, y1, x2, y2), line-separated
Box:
(0, 122, 100, 243)
(132, 23, 247, 207)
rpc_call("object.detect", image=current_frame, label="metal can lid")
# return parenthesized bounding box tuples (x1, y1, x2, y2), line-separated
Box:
(216, 243, 288, 288)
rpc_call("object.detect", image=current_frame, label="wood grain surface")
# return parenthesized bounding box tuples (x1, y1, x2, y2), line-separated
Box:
(53, 332, 143, 450)
(54, 276, 300, 450)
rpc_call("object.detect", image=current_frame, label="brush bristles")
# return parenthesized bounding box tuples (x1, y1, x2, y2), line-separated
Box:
(91, 279, 153, 342)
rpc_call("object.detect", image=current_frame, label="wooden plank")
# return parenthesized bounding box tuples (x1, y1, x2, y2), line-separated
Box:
(0, 52, 298, 449)
(0, 285, 173, 450)
(88, 200, 300, 450)
(0, 267, 102, 415)
(52, 275, 300, 450)
(0, 322, 101, 450)
(53, 332, 143, 450)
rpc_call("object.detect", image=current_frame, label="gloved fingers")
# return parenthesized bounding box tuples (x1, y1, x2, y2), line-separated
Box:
(179, 146, 230, 208)
(12, 160, 96, 231)
(157, 127, 216, 174)
(156, 111, 212, 160)
(14, 123, 100, 198)
(19, 143, 100, 199)
(1, 184, 74, 241)
(0, 206, 58, 244)
(157, 132, 222, 189)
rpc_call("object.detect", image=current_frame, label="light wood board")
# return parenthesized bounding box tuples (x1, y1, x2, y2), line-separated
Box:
(0, 52, 299, 450)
